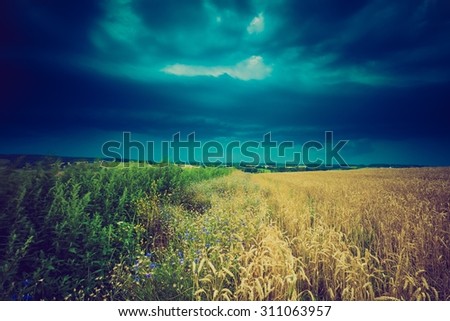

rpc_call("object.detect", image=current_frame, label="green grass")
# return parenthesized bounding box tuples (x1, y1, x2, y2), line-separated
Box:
(0, 162, 231, 300)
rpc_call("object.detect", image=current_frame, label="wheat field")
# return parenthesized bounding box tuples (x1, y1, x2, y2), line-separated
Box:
(185, 168, 450, 301)
(7, 164, 446, 300)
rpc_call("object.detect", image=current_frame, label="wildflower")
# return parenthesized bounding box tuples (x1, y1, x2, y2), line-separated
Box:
(145, 252, 152, 258)
(22, 294, 33, 301)
(22, 279, 31, 287)
(149, 262, 157, 269)
(145, 273, 152, 279)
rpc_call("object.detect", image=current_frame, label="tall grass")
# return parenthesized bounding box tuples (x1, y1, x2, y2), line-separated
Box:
(0, 163, 231, 300)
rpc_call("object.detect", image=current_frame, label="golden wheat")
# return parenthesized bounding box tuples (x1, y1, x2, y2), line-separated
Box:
(190, 168, 449, 301)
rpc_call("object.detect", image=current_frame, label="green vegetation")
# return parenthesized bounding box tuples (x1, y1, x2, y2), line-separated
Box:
(0, 162, 231, 300)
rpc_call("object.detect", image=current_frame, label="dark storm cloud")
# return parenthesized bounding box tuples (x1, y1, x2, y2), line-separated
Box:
(0, 58, 262, 138)
(338, 1, 450, 61)
(1, 0, 101, 55)
(267, 0, 450, 84)
(1, 59, 210, 136)
(1, 0, 450, 164)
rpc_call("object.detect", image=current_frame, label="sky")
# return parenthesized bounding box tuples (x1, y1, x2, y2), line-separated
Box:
(1, 0, 450, 165)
